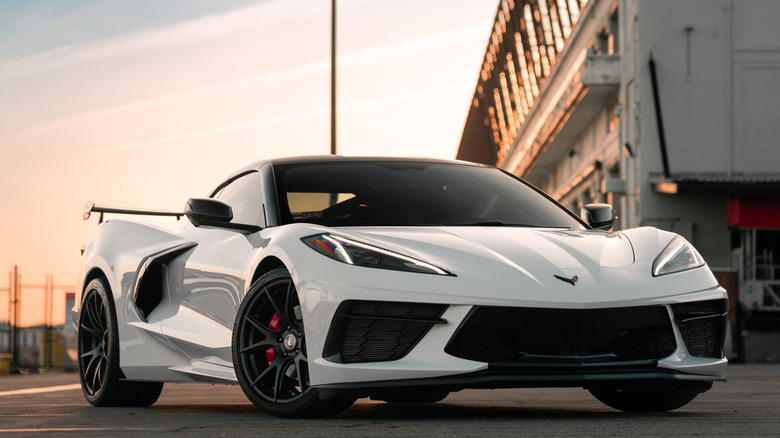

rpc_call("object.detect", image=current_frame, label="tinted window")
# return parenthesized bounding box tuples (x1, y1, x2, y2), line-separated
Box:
(273, 162, 583, 229)
(214, 172, 265, 226)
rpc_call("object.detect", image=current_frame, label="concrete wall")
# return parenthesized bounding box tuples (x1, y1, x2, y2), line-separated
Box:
(631, 0, 780, 268)
(731, 0, 780, 173)
(636, 0, 730, 176)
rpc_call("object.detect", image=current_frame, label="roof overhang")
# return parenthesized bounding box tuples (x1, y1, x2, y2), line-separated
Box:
(650, 173, 780, 195)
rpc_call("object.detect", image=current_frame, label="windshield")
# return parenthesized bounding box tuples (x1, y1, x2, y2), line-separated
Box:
(273, 161, 584, 229)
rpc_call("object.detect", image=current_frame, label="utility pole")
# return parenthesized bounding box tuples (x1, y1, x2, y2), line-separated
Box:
(45, 274, 53, 370)
(5, 271, 10, 354)
(10, 265, 19, 373)
(330, 0, 337, 155)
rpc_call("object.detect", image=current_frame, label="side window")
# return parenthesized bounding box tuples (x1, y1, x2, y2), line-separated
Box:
(214, 172, 265, 226)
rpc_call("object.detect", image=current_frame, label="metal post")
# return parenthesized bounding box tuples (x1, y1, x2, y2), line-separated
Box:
(45, 274, 52, 370)
(49, 275, 55, 369)
(330, 0, 337, 155)
(6, 271, 11, 354)
(10, 266, 20, 373)
(43, 274, 48, 370)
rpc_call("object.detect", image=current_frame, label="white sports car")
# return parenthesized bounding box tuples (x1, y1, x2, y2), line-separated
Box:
(75, 156, 728, 417)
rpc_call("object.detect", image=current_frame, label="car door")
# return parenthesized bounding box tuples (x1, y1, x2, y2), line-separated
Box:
(160, 170, 267, 367)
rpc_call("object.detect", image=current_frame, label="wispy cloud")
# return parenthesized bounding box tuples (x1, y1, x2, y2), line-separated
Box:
(81, 82, 473, 155)
(0, 0, 328, 79)
(339, 27, 488, 68)
(4, 25, 486, 150)
(0, 0, 489, 80)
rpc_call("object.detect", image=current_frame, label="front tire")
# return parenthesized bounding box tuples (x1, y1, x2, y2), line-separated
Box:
(78, 277, 163, 407)
(589, 381, 712, 412)
(233, 268, 355, 418)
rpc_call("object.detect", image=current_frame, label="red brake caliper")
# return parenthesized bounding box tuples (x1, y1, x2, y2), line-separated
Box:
(266, 313, 280, 365)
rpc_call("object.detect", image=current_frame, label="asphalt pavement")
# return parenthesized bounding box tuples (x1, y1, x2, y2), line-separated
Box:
(0, 364, 778, 436)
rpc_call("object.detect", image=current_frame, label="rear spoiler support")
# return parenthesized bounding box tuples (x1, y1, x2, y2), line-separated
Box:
(83, 201, 184, 223)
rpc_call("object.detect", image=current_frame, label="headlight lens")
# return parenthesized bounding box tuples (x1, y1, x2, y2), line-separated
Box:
(302, 234, 453, 276)
(652, 235, 704, 276)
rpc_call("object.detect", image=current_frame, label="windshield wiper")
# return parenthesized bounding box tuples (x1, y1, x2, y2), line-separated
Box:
(449, 221, 532, 227)
(449, 221, 569, 228)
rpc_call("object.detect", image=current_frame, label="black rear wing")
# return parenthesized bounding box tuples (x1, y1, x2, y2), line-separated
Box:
(83, 200, 183, 223)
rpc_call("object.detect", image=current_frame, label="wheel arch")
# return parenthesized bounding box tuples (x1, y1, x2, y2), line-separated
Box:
(83, 267, 108, 292)
(80, 265, 118, 307)
(250, 256, 288, 286)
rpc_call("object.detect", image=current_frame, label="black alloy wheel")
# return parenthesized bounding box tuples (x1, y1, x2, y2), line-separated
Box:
(233, 268, 354, 418)
(78, 277, 163, 407)
(79, 281, 110, 397)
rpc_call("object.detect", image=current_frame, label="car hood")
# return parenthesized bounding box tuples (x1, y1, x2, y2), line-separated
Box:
(338, 226, 634, 277)
(290, 225, 720, 306)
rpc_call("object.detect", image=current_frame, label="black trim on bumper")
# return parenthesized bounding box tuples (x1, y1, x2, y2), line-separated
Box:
(445, 305, 676, 363)
(315, 364, 721, 400)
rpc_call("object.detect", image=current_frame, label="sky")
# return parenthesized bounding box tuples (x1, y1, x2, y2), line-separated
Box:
(0, 0, 498, 325)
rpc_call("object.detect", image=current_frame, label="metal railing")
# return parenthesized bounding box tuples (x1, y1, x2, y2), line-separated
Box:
(1, 266, 76, 372)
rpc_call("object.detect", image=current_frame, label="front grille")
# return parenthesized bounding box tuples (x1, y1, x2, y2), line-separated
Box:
(323, 300, 447, 363)
(445, 305, 676, 364)
(671, 299, 728, 358)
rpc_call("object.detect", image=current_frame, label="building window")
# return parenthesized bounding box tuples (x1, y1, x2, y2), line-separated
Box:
(506, 53, 528, 120)
(500, 72, 517, 136)
(595, 8, 619, 55)
(607, 101, 619, 132)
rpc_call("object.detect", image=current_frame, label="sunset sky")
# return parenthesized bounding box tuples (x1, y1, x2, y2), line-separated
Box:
(0, 0, 498, 325)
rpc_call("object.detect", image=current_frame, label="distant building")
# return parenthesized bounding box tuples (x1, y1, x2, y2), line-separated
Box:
(1, 324, 72, 371)
(457, 0, 780, 362)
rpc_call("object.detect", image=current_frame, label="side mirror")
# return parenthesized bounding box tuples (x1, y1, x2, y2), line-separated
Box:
(184, 198, 261, 233)
(184, 198, 233, 227)
(582, 203, 616, 230)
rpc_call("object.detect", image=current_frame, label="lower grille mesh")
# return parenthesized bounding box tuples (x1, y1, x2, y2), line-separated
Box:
(671, 299, 728, 358)
(324, 300, 447, 363)
(445, 305, 676, 363)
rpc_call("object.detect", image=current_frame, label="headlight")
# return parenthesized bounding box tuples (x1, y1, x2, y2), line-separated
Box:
(302, 234, 453, 276)
(652, 235, 704, 276)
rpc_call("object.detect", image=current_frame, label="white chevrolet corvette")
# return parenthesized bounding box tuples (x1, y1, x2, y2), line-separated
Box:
(75, 156, 727, 417)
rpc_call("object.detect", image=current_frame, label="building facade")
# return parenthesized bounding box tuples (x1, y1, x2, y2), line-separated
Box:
(457, 0, 780, 362)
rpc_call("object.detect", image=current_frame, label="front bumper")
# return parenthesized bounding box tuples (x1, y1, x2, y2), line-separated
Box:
(293, 247, 729, 389)
(304, 286, 728, 389)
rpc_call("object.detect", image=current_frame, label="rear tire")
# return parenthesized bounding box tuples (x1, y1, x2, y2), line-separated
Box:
(78, 277, 164, 407)
(589, 381, 712, 412)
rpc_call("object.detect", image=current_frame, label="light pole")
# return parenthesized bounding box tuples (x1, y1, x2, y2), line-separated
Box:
(330, 0, 337, 155)
(10, 265, 19, 373)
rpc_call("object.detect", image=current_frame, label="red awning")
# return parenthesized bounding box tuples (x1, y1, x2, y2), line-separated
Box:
(727, 197, 780, 229)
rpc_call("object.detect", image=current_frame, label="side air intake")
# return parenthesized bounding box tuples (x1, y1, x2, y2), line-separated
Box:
(132, 242, 196, 321)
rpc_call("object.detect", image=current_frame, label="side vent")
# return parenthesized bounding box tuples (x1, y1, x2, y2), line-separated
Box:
(135, 261, 164, 319)
(132, 242, 196, 321)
